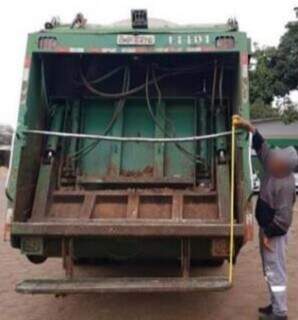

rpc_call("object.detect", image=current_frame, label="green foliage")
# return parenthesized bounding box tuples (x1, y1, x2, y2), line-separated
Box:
(279, 96, 298, 124)
(249, 22, 298, 121)
(274, 22, 298, 95)
(282, 105, 298, 124)
(250, 99, 279, 120)
(250, 47, 278, 105)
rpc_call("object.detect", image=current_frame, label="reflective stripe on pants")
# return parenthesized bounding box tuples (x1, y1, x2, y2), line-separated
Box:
(259, 229, 288, 317)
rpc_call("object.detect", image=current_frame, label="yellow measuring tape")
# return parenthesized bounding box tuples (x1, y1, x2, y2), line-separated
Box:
(228, 116, 237, 284)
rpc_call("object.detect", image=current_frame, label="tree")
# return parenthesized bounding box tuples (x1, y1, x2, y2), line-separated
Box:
(249, 22, 298, 122)
(250, 99, 279, 120)
(249, 46, 278, 105)
(278, 96, 298, 124)
(273, 22, 298, 96)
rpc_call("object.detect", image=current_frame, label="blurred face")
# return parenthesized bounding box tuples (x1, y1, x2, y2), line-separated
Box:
(268, 156, 289, 178)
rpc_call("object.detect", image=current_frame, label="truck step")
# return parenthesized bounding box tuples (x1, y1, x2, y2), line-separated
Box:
(16, 276, 231, 294)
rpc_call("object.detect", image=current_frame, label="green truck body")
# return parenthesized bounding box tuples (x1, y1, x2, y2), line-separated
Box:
(7, 13, 252, 293)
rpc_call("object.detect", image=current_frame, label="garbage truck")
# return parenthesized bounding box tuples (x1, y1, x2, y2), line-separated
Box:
(6, 11, 253, 294)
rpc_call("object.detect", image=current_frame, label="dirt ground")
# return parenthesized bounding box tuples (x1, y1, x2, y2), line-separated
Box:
(0, 169, 298, 320)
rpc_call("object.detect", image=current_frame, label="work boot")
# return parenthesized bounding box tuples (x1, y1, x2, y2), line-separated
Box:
(259, 305, 272, 316)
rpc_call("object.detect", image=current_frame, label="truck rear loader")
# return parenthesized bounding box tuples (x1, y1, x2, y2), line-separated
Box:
(6, 11, 253, 294)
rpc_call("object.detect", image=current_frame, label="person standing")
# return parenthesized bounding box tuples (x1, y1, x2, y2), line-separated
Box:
(233, 115, 297, 320)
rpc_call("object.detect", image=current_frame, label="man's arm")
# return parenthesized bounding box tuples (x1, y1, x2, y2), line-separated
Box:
(233, 115, 270, 168)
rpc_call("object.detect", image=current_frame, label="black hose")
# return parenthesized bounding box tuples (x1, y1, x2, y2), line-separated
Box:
(70, 67, 131, 160)
(145, 66, 202, 164)
(80, 63, 209, 100)
(74, 65, 126, 86)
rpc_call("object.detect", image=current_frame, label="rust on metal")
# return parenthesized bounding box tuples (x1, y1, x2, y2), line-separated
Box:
(183, 196, 218, 220)
(181, 239, 191, 278)
(120, 166, 154, 178)
(12, 222, 244, 237)
(172, 194, 183, 220)
(211, 238, 229, 257)
(92, 195, 127, 219)
(127, 192, 139, 219)
(79, 194, 95, 219)
(138, 196, 172, 219)
(62, 238, 74, 279)
(34, 188, 221, 222)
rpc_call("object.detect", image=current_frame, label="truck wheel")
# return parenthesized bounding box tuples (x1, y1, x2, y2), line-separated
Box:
(26, 255, 47, 264)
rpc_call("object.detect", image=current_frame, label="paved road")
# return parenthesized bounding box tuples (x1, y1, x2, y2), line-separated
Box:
(0, 170, 297, 320)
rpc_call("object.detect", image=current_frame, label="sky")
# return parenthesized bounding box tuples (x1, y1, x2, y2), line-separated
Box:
(0, 0, 297, 127)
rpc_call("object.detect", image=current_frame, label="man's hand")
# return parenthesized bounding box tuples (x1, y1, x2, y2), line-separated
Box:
(263, 235, 273, 252)
(232, 115, 255, 133)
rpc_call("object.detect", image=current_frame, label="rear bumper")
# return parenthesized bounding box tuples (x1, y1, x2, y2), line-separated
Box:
(12, 221, 244, 237)
(16, 276, 232, 294)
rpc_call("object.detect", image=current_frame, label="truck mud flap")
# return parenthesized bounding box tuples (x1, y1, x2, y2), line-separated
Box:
(16, 276, 231, 294)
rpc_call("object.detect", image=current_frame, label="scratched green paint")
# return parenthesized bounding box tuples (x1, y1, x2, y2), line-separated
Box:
(7, 21, 252, 224)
